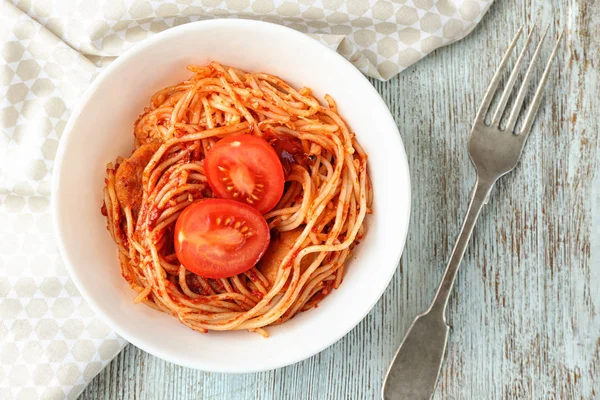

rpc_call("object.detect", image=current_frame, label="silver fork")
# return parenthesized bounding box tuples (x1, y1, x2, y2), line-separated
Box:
(382, 26, 563, 400)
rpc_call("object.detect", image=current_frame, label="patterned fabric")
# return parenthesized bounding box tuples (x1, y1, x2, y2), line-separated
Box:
(0, 0, 491, 398)
(0, 3, 127, 400)
(6, 0, 492, 80)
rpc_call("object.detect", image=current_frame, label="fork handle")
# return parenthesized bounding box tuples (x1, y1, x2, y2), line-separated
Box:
(382, 175, 496, 400)
(430, 174, 496, 315)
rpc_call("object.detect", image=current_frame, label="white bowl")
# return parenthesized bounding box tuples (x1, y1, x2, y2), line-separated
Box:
(52, 19, 411, 373)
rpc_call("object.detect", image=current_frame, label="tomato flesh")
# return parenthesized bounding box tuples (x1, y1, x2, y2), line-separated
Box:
(174, 199, 270, 278)
(205, 134, 284, 214)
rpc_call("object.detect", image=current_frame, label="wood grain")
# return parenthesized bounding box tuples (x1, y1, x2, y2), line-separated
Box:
(80, 1, 600, 399)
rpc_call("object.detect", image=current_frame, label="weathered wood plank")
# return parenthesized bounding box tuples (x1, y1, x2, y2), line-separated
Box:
(80, 0, 600, 399)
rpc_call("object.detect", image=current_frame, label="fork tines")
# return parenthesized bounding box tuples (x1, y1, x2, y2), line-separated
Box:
(476, 25, 563, 139)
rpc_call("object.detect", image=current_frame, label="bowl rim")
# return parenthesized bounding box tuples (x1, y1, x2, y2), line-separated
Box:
(51, 18, 412, 372)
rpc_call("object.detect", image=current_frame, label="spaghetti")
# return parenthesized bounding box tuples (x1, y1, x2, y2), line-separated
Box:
(102, 62, 373, 336)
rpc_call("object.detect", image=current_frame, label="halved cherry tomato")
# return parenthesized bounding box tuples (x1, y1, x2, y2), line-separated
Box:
(204, 134, 284, 214)
(174, 199, 270, 278)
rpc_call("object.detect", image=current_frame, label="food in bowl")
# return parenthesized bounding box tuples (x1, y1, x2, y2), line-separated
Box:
(101, 62, 373, 336)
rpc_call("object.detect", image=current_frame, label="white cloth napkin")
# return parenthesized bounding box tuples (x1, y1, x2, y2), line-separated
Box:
(0, 0, 492, 398)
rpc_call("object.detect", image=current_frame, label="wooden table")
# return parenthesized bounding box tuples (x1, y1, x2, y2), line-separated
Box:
(81, 1, 600, 398)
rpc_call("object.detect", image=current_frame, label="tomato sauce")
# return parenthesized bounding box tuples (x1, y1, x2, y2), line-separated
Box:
(264, 130, 313, 175)
(245, 269, 259, 283)
(187, 274, 210, 295)
(146, 205, 160, 229)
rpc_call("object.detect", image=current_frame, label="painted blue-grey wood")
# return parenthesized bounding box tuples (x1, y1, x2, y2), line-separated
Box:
(80, 0, 600, 399)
